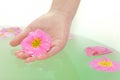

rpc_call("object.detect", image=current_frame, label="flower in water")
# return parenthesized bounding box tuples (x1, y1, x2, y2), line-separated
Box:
(21, 29, 51, 56)
(0, 32, 6, 39)
(85, 46, 112, 56)
(1, 27, 21, 36)
(89, 57, 120, 72)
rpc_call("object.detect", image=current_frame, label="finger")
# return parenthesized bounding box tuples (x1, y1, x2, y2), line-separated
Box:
(37, 39, 64, 60)
(36, 46, 61, 60)
(25, 45, 62, 62)
(10, 28, 31, 47)
(47, 46, 61, 57)
(25, 56, 37, 63)
(15, 50, 31, 59)
(36, 54, 49, 60)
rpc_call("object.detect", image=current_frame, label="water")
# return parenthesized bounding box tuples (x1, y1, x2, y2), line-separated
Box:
(0, 36, 120, 80)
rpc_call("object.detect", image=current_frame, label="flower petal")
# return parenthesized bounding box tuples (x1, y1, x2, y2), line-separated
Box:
(89, 57, 120, 72)
(85, 46, 112, 56)
(21, 29, 51, 56)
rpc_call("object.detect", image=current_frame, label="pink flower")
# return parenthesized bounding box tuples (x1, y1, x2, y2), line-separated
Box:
(21, 29, 51, 56)
(0, 31, 6, 39)
(1, 27, 22, 37)
(85, 46, 112, 56)
(89, 57, 120, 72)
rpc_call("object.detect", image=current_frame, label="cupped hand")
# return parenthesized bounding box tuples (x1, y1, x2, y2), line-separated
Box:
(10, 11, 72, 63)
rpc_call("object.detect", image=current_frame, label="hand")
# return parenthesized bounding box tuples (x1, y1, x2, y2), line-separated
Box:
(10, 11, 72, 63)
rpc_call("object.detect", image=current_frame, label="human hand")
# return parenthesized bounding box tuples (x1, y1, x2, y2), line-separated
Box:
(10, 11, 72, 63)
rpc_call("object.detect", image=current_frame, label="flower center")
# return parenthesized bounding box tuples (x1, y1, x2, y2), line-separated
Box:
(7, 29, 15, 33)
(98, 60, 113, 67)
(0, 33, 4, 36)
(31, 38, 41, 48)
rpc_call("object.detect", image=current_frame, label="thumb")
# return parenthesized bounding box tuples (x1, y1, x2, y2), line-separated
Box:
(10, 28, 31, 47)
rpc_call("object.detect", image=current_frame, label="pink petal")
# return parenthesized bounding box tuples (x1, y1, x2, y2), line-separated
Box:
(85, 46, 112, 56)
(89, 58, 120, 72)
(40, 43, 51, 51)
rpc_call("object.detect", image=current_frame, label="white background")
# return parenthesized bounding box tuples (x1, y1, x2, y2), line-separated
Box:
(0, 0, 120, 51)
(0, 0, 52, 26)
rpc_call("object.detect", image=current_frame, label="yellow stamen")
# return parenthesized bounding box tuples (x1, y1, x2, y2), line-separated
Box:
(98, 60, 113, 67)
(31, 38, 41, 48)
(0, 34, 4, 36)
(7, 29, 14, 32)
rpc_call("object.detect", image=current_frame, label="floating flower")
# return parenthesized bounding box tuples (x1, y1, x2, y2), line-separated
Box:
(1, 27, 22, 36)
(85, 46, 112, 56)
(89, 57, 120, 72)
(0, 32, 6, 39)
(21, 29, 51, 56)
